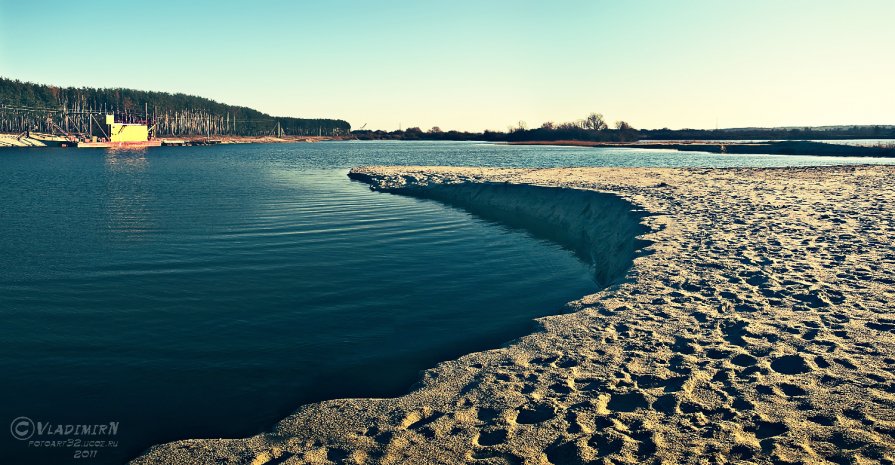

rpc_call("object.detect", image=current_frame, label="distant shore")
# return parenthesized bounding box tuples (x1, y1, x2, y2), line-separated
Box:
(6, 134, 895, 158)
(156, 135, 344, 146)
(510, 139, 895, 157)
(0, 133, 343, 148)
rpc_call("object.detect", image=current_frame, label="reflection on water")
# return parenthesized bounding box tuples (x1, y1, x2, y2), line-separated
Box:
(104, 148, 149, 171)
(105, 150, 153, 241)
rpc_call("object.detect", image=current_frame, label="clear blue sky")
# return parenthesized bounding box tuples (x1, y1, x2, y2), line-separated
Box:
(1, 0, 892, 131)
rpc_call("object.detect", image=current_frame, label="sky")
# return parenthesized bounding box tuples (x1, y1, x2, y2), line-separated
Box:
(1, 0, 893, 131)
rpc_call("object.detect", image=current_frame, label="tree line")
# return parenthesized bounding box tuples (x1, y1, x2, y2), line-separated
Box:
(352, 112, 895, 142)
(0, 77, 350, 137)
(506, 113, 638, 142)
(639, 125, 895, 141)
(353, 113, 639, 142)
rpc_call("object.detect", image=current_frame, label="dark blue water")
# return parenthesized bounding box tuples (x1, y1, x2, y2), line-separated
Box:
(1, 142, 891, 465)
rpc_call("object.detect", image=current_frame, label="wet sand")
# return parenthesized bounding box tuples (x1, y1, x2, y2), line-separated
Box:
(134, 165, 895, 465)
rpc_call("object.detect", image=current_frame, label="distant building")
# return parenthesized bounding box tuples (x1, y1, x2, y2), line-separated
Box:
(78, 114, 160, 148)
(106, 114, 149, 142)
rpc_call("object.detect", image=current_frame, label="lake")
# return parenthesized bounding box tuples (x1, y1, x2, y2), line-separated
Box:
(1, 141, 892, 464)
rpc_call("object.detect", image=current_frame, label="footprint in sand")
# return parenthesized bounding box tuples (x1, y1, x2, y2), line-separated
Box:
(866, 320, 895, 332)
(548, 382, 574, 396)
(777, 383, 808, 397)
(589, 433, 626, 458)
(514, 404, 556, 424)
(606, 391, 649, 412)
(747, 420, 788, 439)
(731, 353, 759, 367)
(770, 354, 812, 374)
(474, 429, 508, 447)
(545, 440, 587, 465)
(475, 407, 500, 423)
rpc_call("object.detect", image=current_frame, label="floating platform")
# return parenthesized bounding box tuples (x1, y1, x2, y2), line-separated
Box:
(77, 140, 162, 149)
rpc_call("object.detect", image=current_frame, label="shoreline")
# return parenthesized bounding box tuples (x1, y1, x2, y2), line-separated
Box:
(134, 165, 895, 464)
(509, 140, 895, 157)
(0, 133, 344, 148)
(5, 135, 895, 159)
(158, 135, 344, 145)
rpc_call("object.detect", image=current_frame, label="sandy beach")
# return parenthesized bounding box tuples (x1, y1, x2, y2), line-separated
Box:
(134, 165, 895, 465)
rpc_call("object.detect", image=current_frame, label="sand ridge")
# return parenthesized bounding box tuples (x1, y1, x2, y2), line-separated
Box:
(134, 165, 895, 465)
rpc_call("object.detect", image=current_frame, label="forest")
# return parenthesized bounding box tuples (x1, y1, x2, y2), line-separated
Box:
(0, 77, 350, 137)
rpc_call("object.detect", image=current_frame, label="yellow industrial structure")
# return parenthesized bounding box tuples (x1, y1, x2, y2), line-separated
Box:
(106, 114, 149, 142)
(77, 114, 160, 148)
